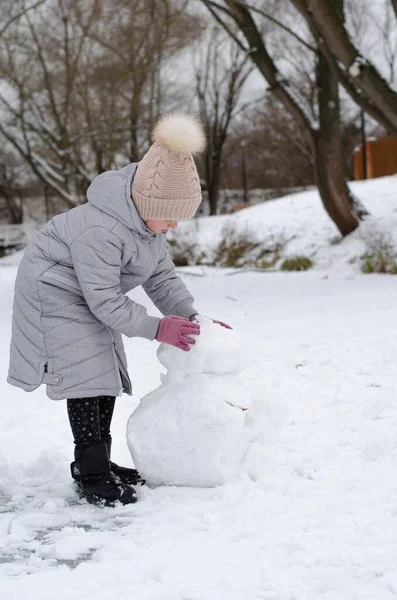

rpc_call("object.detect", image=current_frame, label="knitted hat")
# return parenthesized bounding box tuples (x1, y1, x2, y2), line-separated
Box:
(131, 113, 206, 221)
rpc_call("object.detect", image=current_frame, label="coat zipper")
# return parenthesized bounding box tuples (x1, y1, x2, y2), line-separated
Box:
(113, 343, 132, 391)
(110, 343, 124, 396)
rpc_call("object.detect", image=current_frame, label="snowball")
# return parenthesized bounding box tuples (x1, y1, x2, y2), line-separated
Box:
(157, 316, 249, 384)
(127, 374, 252, 487)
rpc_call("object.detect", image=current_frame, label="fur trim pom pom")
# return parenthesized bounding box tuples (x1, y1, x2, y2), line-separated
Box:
(153, 113, 206, 154)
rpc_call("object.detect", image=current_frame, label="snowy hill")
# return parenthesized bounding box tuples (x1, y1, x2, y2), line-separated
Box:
(174, 175, 397, 273)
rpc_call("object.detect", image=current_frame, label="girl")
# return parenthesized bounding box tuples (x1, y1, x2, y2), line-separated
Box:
(8, 113, 229, 506)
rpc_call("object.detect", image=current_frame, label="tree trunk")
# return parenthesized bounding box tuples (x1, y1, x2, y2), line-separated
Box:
(1, 192, 23, 224)
(392, 0, 397, 20)
(0, 162, 23, 223)
(129, 88, 140, 163)
(206, 152, 221, 215)
(207, 185, 219, 216)
(314, 51, 360, 235)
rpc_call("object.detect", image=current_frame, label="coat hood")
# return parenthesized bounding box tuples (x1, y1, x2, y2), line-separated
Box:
(86, 163, 155, 237)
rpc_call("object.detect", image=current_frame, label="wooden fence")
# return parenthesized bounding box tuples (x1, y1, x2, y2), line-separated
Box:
(354, 136, 397, 180)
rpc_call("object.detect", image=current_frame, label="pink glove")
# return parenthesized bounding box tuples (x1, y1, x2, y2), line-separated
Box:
(190, 314, 233, 330)
(156, 316, 200, 352)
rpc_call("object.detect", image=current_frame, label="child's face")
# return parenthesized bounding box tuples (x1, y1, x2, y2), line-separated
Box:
(145, 219, 179, 234)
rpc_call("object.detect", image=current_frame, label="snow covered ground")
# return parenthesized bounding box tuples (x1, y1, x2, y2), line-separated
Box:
(2, 178, 397, 599)
(175, 175, 397, 272)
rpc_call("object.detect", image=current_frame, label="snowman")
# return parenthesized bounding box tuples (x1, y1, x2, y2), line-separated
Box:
(127, 316, 278, 487)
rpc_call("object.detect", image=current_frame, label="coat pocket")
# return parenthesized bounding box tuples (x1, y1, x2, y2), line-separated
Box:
(41, 358, 63, 387)
(40, 266, 83, 296)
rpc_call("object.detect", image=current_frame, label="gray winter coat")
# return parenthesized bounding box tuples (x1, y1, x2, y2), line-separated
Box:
(8, 163, 196, 400)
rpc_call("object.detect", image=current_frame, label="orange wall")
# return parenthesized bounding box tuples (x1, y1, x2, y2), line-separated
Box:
(354, 136, 397, 180)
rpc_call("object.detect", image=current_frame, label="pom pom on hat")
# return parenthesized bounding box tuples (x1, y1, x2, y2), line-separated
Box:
(153, 113, 206, 155)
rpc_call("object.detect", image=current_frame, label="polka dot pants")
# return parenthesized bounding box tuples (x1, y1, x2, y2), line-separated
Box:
(67, 396, 115, 447)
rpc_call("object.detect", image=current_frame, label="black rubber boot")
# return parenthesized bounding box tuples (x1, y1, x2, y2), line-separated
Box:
(71, 441, 137, 506)
(71, 440, 145, 487)
(103, 435, 146, 486)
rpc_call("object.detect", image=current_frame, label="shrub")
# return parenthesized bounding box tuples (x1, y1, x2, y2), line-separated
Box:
(281, 256, 313, 271)
(215, 237, 260, 268)
(168, 224, 284, 269)
(254, 244, 282, 270)
(167, 237, 207, 267)
(361, 234, 397, 274)
(361, 252, 397, 274)
(214, 225, 283, 269)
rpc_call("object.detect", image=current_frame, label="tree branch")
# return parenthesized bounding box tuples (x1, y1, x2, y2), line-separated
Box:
(24, 11, 64, 138)
(239, 1, 316, 52)
(199, 0, 248, 52)
(222, 0, 315, 143)
(0, 125, 76, 208)
(0, 0, 47, 38)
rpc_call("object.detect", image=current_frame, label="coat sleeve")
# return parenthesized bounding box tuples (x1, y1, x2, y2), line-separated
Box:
(70, 227, 160, 340)
(142, 244, 197, 318)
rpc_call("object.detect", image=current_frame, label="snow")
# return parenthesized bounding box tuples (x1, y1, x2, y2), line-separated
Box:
(348, 55, 368, 79)
(348, 61, 362, 78)
(127, 373, 250, 487)
(157, 316, 250, 384)
(1, 176, 397, 597)
(127, 317, 267, 487)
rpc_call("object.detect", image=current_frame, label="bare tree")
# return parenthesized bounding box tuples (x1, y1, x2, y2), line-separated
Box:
(200, 0, 364, 235)
(194, 28, 252, 214)
(87, 0, 201, 164)
(0, 1, 100, 207)
(0, 0, 201, 208)
(223, 100, 315, 190)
